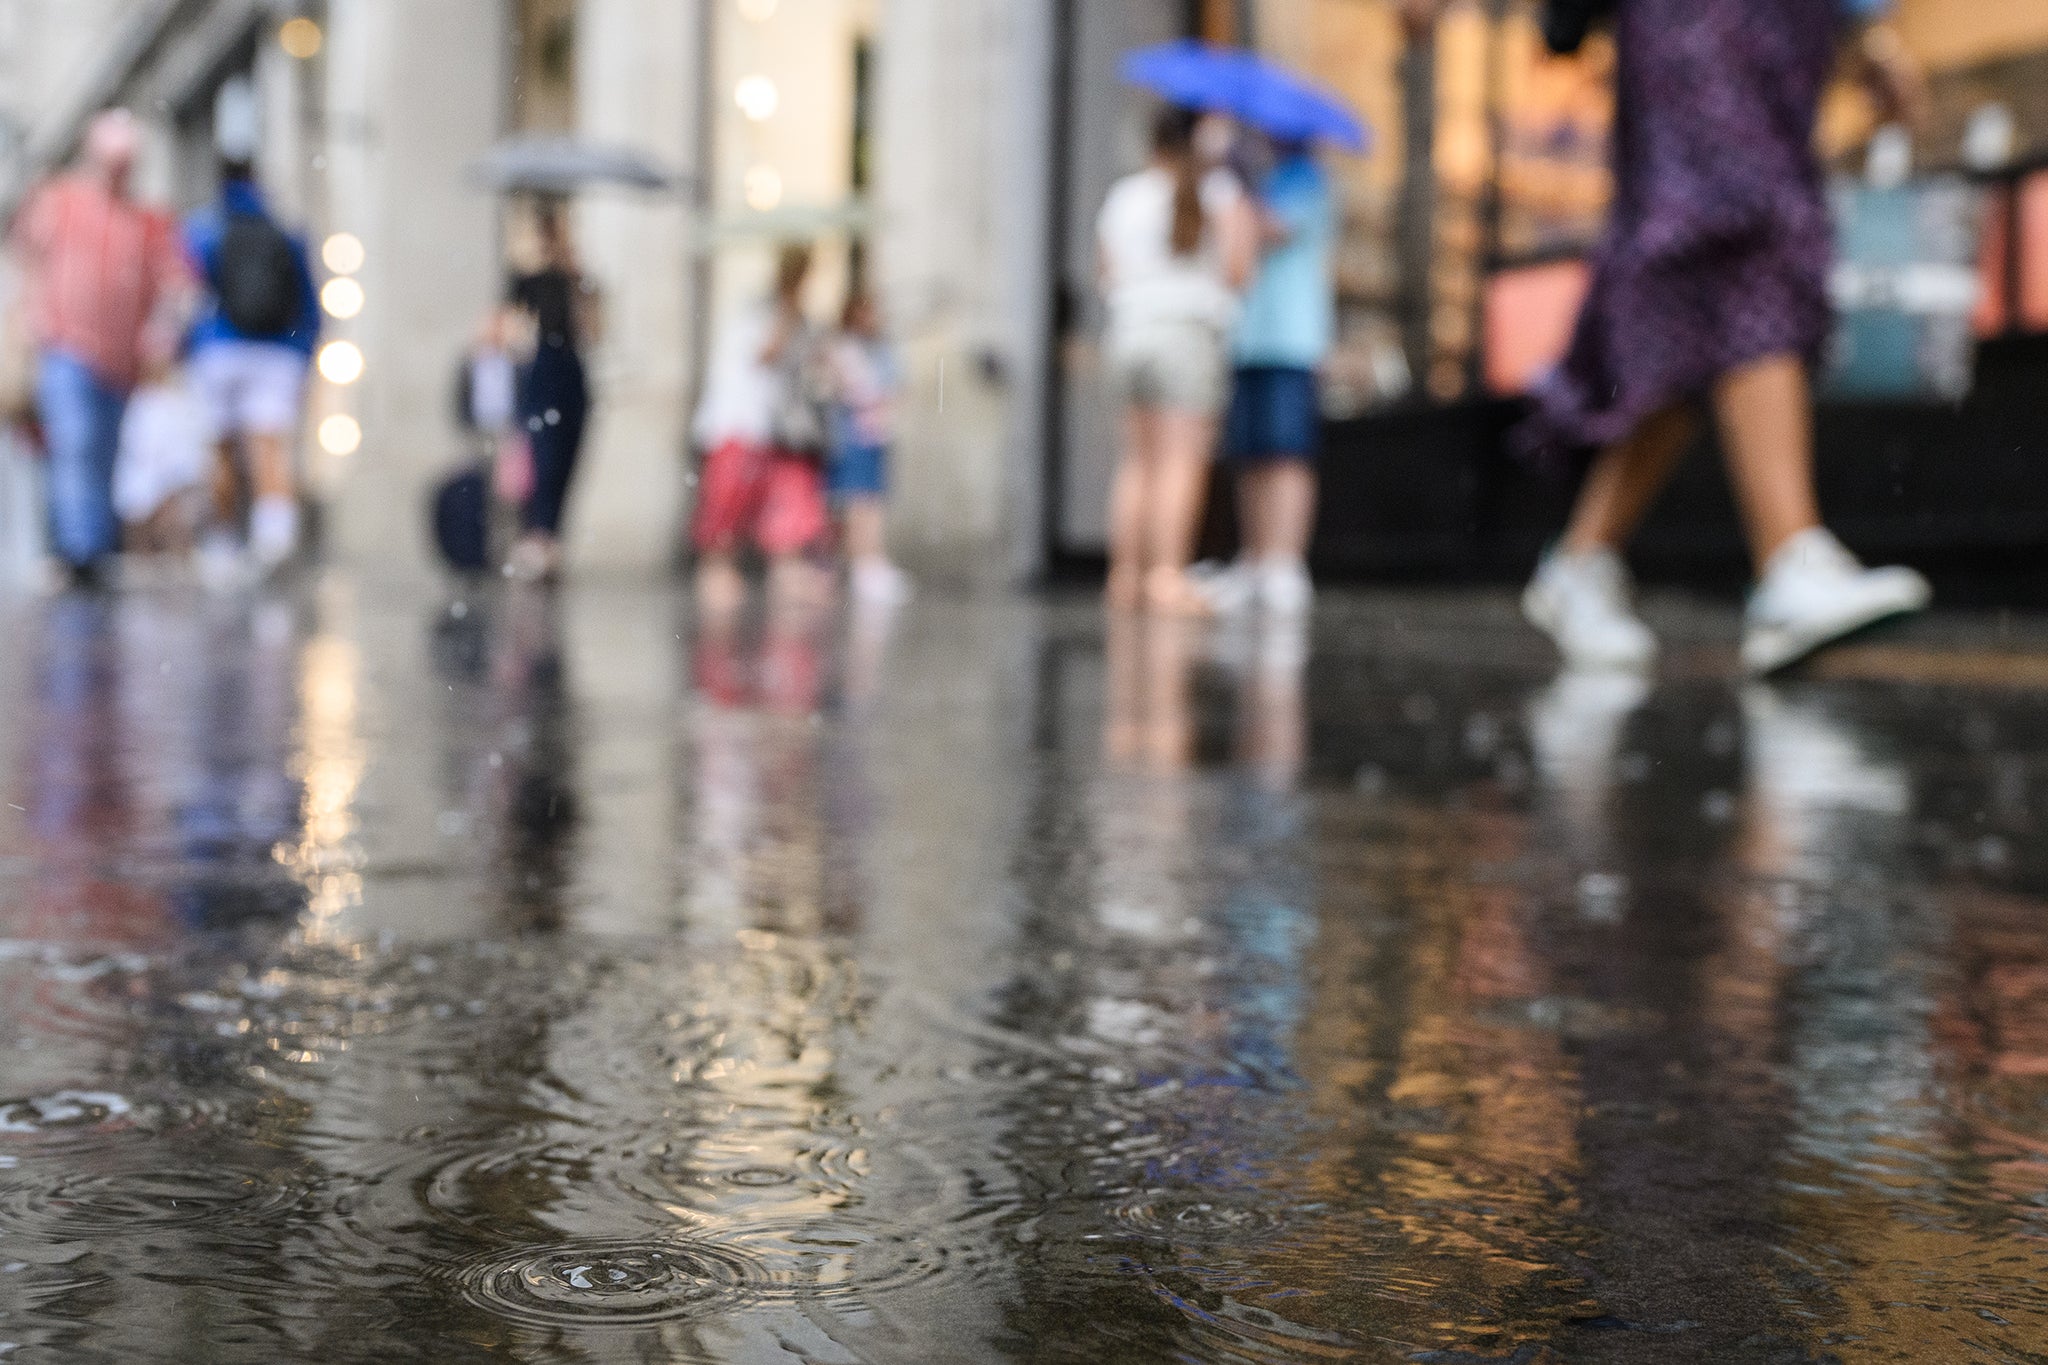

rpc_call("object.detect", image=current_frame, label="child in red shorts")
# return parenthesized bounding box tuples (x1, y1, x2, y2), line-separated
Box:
(691, 244, 829, 611)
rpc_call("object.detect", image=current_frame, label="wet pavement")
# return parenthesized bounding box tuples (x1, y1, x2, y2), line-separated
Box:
(2, 573, 2048, 1363)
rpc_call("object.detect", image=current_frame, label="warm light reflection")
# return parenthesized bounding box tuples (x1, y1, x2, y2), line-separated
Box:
(279, 17, 323, 59)
(287, 632, 366, 939)
(321, 232, 365, 275)
(318, 414, 362, 456)
(318, 341, 364, 385)
(735, 75, 780, 122)
(320, 276, 364, 319)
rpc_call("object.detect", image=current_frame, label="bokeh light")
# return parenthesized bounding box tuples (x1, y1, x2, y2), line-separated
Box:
(737, 0, 778, 20)
(278, 18, 323, 60)
(735, 76, 779, 122)
(321, 232, 364, 275)
(317, 341, 365, 385)
(317, 414, 362, 456)
(320, 277, 364, 320)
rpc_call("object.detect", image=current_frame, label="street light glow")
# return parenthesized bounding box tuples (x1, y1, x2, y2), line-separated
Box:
(320, 277, 364, 320)
(318, 341, 364, 385)
(321, 232, 364, 275)
(278, 18, 323, 60)
(318, 414, 362, 456)
(735, 76, 779, 122)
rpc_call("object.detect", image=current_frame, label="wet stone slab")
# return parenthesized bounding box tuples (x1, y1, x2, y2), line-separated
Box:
(0, 576, 2045, 1362)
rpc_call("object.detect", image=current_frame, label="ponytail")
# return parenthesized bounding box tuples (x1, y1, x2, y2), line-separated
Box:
(1170, 159, 1203, 257)
(1152, 105, 1205, 258)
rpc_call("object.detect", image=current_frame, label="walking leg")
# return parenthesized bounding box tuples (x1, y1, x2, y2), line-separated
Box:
(1710, 353, 1822, 575)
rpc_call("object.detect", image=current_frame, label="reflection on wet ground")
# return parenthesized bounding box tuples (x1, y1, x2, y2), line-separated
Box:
(2, 576, 2048, 1362)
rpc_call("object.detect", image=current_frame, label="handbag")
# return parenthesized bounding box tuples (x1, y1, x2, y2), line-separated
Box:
(767, 329, 831, 457)
(493, 430, 535, 505)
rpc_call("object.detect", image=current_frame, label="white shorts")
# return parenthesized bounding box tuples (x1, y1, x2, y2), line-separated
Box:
(187, 340, 309, 439)
(1106, 318, 1229, 415)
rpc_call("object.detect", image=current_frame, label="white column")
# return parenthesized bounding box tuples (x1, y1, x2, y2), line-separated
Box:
(322, 0, 510, 572)
(565, 0, 700, 573)
(872, 0, 1056, 586)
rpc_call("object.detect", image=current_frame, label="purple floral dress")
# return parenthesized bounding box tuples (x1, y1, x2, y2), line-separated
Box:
(1520, 0, 1846, 460)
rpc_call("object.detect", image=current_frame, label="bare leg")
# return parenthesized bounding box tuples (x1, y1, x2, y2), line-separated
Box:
(208, 438, 240, 527)
(248, 431, 294, 504)
(1106, 407, 1156, 611)
(695, 550, 747, 614)
(1561, 404, 1697, 555)
(842, 497, 889, 565)
(1251, 459, 1317, 563)
(1711, 353, 1822, 574)
(1141, 408, 1217, 614)
(1235, 463, 1269, 560)
(766, 553, 826, 609)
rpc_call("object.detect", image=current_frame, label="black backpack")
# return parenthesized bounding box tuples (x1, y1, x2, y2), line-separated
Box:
(216, 212, 301, 339)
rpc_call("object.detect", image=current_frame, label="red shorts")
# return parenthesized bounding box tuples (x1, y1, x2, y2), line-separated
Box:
(691, 439, 828, 557)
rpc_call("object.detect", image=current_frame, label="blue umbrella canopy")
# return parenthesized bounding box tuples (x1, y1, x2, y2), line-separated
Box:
(1119, 41, 1370, 154)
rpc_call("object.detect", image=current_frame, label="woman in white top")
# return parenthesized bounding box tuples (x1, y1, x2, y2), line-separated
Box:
(1096, 105, 1258, 615)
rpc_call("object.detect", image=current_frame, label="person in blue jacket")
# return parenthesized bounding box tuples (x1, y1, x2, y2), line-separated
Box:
(183, 158, 321, 578)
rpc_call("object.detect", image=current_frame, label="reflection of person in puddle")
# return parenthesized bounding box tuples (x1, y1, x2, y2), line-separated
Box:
(1735, 684, 1937, 1210)
(1228, 617, 1306, 792)
(1103, 612, 1198, 774)
(488, 584, 580, 933)
(683, 583, 833, 940)
(1524, 668, 1650, 884)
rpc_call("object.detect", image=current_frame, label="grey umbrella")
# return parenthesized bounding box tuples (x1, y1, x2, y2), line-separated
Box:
(467, 135, 677, 195)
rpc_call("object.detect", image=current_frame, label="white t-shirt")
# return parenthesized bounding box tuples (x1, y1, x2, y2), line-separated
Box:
(114, 381, 211, 523)
(693, 301, 780, 447)
(1096, 166, 1243, 333)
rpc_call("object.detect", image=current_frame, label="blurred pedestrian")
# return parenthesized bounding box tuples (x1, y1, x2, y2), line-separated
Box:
(504, 201, 598, 583)
(183, 155, 321, 583)
(1206, 133, 1336, 619)
(7, 109, 191, 588)
(826, 288, 911, 607)
(455, 305, 527, 499)
(690, 243, 831, 613)
(1509, 0, 1932, 674)
(1096, 106, 1259, 616)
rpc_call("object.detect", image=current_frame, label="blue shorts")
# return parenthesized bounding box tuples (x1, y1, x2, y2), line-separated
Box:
(1224, 366, 1321, 463)
(828, 441, 889, 500)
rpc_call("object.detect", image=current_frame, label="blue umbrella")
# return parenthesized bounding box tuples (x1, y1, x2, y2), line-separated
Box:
(1119, 41, 1370, 154)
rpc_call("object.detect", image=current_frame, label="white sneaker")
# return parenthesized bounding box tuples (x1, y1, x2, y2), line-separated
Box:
(193, 531, 248, 593)
(249, 496, 300, 573)
(850, 557, 913, 608)
(1522, 546, 1657, 671)
(1256, 558, 1313, 617)
(1741, 528, 1929, 676)
(1192, 558, 1258, 615)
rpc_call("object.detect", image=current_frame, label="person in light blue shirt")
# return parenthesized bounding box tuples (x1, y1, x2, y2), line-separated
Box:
(1213, 139, 1336, 617)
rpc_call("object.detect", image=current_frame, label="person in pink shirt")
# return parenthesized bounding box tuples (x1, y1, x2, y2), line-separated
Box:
(9, 109, 191, 586)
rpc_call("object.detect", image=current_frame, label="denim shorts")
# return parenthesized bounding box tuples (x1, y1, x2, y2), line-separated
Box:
(1224, 366, 1321, 462)
(828, 441, 888, 500)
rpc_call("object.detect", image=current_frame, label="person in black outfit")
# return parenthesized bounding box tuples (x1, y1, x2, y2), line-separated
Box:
(505, 201, 595, 582)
